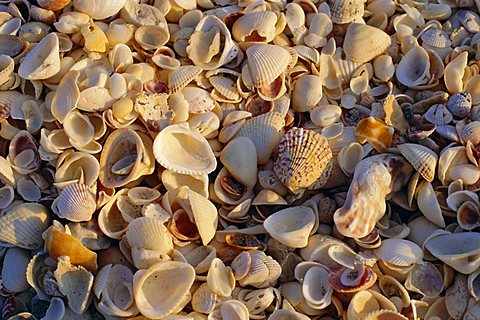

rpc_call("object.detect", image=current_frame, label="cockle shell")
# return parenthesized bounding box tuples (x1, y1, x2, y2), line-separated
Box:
(18, 33, 60, 80)
(99, 128, 155, 188)
(134, 25, 169, 51)
(396, 45, 430, 87)
(133, 261, 195, 319)
(0, 203, 49, 249)
(192, 282, 218, 314)
(264, 206, 316, 248)
(232, 11, 278, 43)
(51, 183, 96, 222)
(246, 44, 291, 87)
(153, 122, 216, 175)
(231, 250, 282, 288)
(347, 290, 397, 319)
(334, 154, 413, 238)
(274, 127, 333, 192)
(343, 23, 391, 63)
(375, 239, 423, 267)
(398, 143, 438, 182)
(74, 0, 126, 20)
(168, 65, 203, 93)
(331, 0, 364, 24)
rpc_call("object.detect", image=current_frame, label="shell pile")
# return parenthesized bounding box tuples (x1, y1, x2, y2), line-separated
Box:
(0, 0, 479, 319)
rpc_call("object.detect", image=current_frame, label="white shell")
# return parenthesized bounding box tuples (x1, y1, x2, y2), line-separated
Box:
(51, 183, 97, 222)
(220, 136, 257, 188)
(374, 239, 423, 267)
(396, 46, 430, 87)
(1, 247, 31, 293)
(19, 33, 60, 80)
(73, 0, 126, 20)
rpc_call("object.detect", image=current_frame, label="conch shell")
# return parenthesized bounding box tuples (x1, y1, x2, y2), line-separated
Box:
(334, 154, 413, 238)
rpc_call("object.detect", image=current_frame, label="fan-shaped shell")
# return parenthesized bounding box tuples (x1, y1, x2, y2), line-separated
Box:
(52, 183, 96, 222)
(375, 239, 423, 267)
(168, 65, 203, 93)
(133, 261, 195, 319)
(153, 122, 216, 175)
(246, 44, 291, 87)
(398, 143, 437, 182)
(126, 216, 173, 256)
(18, 33, 60, 80)
(343, 23, 391, 64)
(274, 127, 332, 192)
(73, 0, 126, 20)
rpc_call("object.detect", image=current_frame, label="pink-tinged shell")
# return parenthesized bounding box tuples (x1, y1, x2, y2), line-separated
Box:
(328, 265, 377, 293)
(8, 130, 41, 175)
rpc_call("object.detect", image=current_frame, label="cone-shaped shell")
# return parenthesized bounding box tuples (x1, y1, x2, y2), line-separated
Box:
(398, 143, 437, 182)
(73, 0, 126, 20)
(99, 128, 155, 188)
(133, 261, 195, 319)
(235, 112, 285, 164)
(52, 183, 96, 222)
(0, 203, 49, 249)
(274, 127, 333, 192)
(153, 122, 216, 175)
(396, 46, 430, 87)
(343, 23, 391, 64)
(246, 44, 291, 87)
(18, 33, 60, 80)
(264, 206, 316, 248)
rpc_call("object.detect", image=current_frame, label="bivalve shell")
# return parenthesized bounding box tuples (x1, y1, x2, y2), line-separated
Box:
(343, 23, 391, 64)
(73, 0, 127, 20)
(246, 44, 291, 88)
(18, 33, 60, 80)
(51, 183, 96, 222)
(398, 143, 437, 182)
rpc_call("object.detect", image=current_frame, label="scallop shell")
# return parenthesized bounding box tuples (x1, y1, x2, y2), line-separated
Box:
(2, 247, 31, 293)
(73, 0, 126, 20)
(274, 127, 333, 192)
(398, 143, 437, 182)
(220, 136, 257, 188)
(420, 28, 451, 48)
(18, 33, 60, 80)
(246, 44, 291, 87)
(51, 183, 97, 222)
(396, 46, 430, 87)
(99, 128, 155, 188)
(375, 239, 423, 267)
(425, 232, 480, 274)
(343, 23, 391, 64)
(264, 206, 316, 248)
(0, 203, 49, 249)
(235, 111, 285, 165)
(153, 122, 216, 175)
(331, 0, 364, 24)
(133, 261, 195, 319)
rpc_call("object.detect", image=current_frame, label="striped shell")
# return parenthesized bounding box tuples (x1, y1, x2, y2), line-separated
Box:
(246, 44, 291, 87)
(398, 143, 438, 182)
(343, 23, 391, 64)
(51, 183, 97, 222)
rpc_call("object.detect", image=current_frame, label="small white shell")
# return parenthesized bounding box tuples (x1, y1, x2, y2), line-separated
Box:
(51, 183, 96, 222)
(18, 33, 60, 80)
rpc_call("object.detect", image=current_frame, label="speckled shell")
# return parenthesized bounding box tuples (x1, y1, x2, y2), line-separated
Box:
(398, 143, 438, 182)
(274, 127, 333, 192)
(447, 92, 472, 118)
(343, 23, 391, 64)
(331, 0, 364, 24)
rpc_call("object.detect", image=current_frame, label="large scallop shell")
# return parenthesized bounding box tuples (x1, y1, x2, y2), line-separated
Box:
(343, 23, 391, 64)
(51, 183, 97, 222)
(264, 206, 316, 248)
(153, 122, 216, 175)
(246, 44, 291, 87)
(73, 0, 126, 20)
(133, 261, 195, 319)
(274, 127, 333, 192)
(18, 33, 60, 80)
(398, 143, 437, 182)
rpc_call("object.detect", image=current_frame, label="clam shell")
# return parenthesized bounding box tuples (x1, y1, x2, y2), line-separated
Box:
(220, 136, 257, 188)
(37, 0, 70, 10)
(133, 261, 195, 319)
(374, 239, 423, 267)
(246, 44, 291, 87)
(50, 70, 80, 123)
(331, 0, 364, 24)
(74, 0, 126, 20)
(192, 283, 218, 314)
(274, 127, 333, 192)
(134, 25, 169, 51)
(232, 11, 277, 43)
(343, 23, 391, 64)
(235, 111, 285, 164)
(0, 203, 49, 249)
(416, 180, 445, 228)
(457, 201, 480, 230)
(329, 265, 377, 293)
(263, 206, 316, 248)
(162, 170, 208, 197)
(126, 216, 174, 258)
(405, 261, 444, 298)
(444, 51, 468, 94)
(302, 265, 332, 309)
(445, 274, 469, 319)
(291, 75, 323, 112)
(398, 143, 437, 182)
(153, 123, 216, 175)
(364, 310, 408, 320)
(51, 183, 96, 222)
(207, 258, 236, 297)
(396, 46, 430, 87)
(2, 247, 31, 293)
(18, 33, 60, 80)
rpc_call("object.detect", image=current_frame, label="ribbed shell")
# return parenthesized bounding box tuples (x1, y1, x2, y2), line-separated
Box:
(398, 143, 438, 182)
(343, 23, 391, 64)
(274, 127, 333, 192)
(168, 65, 203, 94)
(232, 11, 277, 43)
(424, 104, 453, 125)
(374, 239, 423, 267)
(246, 44, 291, 87)
(235, 112, 285, 165)
(331, 0, 364, 24)
(461, 121, 480, 145)
(52, 183, 96, 222)
(126, 216, 174, 254)
(420, 28, 451, 48)
(0, 203, 50, 249)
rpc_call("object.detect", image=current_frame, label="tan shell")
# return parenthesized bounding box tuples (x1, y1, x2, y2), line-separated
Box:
(207, 258, 236, 297)
(343, 23, 391, 64)
(232, 11, 278, 43)
(153, 122, 217, 175)
(168, 65, 203, 93)
(375, 239, 423, 267)
(99, 128, 155, 188)
(52, 183, 96, 222)
(18, 33, 60, 80)
(398, 143, 437, 182)
(246, 44, 291, 87)
(134, 25, 169, 51)
(274, 127, 333, 192)
(74, 0, 126, 20)
(220, 136, 257, 188)
(37, 0, 71, 11)
(331, 0, 364, 24)
(444, 51, 468, 94)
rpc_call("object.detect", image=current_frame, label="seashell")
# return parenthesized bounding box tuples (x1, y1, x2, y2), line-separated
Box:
(100, 128, 155, 188)
(246, 44, 291, 87)
(468, 269, 480, 300)
(73, 0, 126, 20)
(461, 121, 480, 145)
(364, 310, 408, 320)
(416, 180, 445, 227)
(291, 75, 323, 113)
(375, 239, 423, 267)
(2, 247, 31, 293)
(45, 226, 98, 271)
(347, 290, 397, 319)
(29, 6, 55, 24)
(217, 300, 249, 320)
(445, 274, 469, 319)
(331, 0, 364, 24)
(37, 0, 71, 11)
(192, 283, 218, 314)
(464, 75, 480, 105)
(405, 261, 444, 298)
(446, 190, 479, 212)
(424, 104, 453, 127)
(232, 11, 277, 43)
(334, 154, 413, 238)
(457, 201, 480, 230)
(355, 117, 394, 153)
(231, 250, 281, 288)
(396, 45, 430, 87)
(8, 130, 41, 175)
(235, 111, 285, 164)
(18, 33, 60, 80)
(337, 142, 364, 176)
(373, 55, 395, 82)
(134, 25, 169, 51)
(425, 232, 480, 274)
(444, 51, 468, 94)
(133, 261, 195, 319)
(162, 170, 208, 197)
(328, 263, 377, 294)
(181, 86, 216, 114)
(220, 136, 257, 188)
(458, 10, 480, 33)
(343, 23, 391, 64)
(0, 203, 49, 249)
(269, 309, 310, 320)
(0, 55, 14, 87)
(187, 15, 239, 70)
(398, 143, 437, 182)
(51, 183, 96, 222)
(153, 122, 216, 175)
(207, 258, 235, 297)
(420, 28, 451, 48)
(0, 35, 27, 62)
(447, 92, 472, 118)
(168, 65, 203, 93)
(264, 206, 316, 248)
(301, 264, 332, 309)
(50, 70, 80, 123)
(54, 256, 93, 315)
(274, 127, 333, 192)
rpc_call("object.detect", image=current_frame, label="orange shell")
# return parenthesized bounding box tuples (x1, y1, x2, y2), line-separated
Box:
(328, 265, 377, 293)
(45, 227, 98, 271)
(355, 117, 394, 152)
